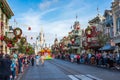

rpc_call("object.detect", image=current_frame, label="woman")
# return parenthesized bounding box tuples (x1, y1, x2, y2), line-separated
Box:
(11, 55, 16, 80)
(35, 55, 40, 66)
(40, 54, 45, 66)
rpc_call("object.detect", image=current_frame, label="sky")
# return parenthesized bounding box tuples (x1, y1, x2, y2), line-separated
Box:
(7, 0, 112, 46)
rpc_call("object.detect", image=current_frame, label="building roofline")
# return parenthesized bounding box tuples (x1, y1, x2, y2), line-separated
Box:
(1, 0, 14, 16)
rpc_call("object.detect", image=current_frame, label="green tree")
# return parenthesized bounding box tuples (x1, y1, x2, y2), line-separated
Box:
(97, 31, 110, 47)
(17, 42, 34, 55)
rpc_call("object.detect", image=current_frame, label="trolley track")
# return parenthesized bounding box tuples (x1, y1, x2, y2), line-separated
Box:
(48, 60, 103, 80)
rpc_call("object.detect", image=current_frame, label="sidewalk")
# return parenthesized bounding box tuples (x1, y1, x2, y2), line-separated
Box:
(60, 59, 120, 72)
(16, 65, 29, 80)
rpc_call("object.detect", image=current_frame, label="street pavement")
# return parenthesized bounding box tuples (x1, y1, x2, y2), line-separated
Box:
(20, 60, 70, 80)
(20, 59, 120, 80)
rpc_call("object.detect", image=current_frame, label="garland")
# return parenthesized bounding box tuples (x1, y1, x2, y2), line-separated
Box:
(3, 36, 9, 43)
(13, 37, 18, 43)
(13, 28, 22, 38)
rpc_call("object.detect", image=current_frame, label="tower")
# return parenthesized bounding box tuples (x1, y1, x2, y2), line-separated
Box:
(39, 27, 45, 49)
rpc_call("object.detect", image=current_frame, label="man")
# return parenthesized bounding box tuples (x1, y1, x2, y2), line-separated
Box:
(31, 56, 34, 66)
(0, 54, 12, 80)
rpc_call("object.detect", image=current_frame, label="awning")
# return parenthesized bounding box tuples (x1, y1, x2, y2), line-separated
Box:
(99, 43, 116, 51)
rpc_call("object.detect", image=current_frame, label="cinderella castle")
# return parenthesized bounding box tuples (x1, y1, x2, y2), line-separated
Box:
(35, 27, 46, 54)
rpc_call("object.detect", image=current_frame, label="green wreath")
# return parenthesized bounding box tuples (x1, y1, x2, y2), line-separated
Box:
(13, 28, 22, 38)
(20, 37, 26, 44)
(85, 27, 92, 36)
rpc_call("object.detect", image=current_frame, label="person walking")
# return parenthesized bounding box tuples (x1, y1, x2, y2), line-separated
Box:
(35, 55, 40, 66)
(10, 56, 16, 80)
(40, 54, 45, 66)
(31, 56, 34, 66)
(0, 54, 12, 80)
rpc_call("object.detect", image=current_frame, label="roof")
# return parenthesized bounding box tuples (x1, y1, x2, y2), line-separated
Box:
(0, 0, 14, 18)
(104, 10, 112, 17)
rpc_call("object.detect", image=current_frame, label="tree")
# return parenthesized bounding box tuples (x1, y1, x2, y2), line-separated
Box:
(17, 42, 34, 55)
(97, 31, 110, 47)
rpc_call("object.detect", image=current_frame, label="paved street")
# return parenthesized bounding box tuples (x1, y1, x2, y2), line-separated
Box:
(20, 59, 120, 80)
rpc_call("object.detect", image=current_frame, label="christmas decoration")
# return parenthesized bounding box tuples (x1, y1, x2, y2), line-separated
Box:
(28, 27, 31, 30)
(13, 28, 22, 38)
(7, 43, 12, 48)
(71, 38, 75, 44)
(3, 36, 9, 43)
(13, 37, 18, 43)
(0, 35, 4, 40)
(20, 37, 26, 44)
(85, 27, 92, 37)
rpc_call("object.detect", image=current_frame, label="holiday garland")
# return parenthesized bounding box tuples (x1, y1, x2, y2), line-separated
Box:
(13, 37, 18, 43)
(3, 36, 9, 43)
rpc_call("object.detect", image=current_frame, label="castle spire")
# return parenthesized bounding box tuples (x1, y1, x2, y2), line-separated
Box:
(76, 14, 78, 21)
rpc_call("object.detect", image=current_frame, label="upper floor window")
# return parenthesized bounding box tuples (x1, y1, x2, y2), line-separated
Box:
(116, 18, 120, 32)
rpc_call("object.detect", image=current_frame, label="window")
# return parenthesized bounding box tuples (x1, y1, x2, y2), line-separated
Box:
(116, 18, 120, 32)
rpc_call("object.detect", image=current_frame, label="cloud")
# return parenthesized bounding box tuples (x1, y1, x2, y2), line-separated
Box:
(12, 0, 109, 45)
(39, 0, 59, 10)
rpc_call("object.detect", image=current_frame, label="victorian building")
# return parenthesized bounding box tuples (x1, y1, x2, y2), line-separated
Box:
(83, 14, 105, 50)
(112, 0, 120, 51)
(103, 10, 114, 38)
(0, 0, 14, 53)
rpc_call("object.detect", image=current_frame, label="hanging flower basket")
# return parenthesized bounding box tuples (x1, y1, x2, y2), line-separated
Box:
(13, 28, 22, 38)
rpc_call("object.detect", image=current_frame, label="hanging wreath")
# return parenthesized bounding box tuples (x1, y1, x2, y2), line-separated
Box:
(20, 37, 26, 44)
(85, 27, 92, 37)
(13, 28, 22, 38)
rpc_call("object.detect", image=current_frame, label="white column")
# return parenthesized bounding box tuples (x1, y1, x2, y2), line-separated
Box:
(112, 9, 117, 37)
(0, 8, 2, 52)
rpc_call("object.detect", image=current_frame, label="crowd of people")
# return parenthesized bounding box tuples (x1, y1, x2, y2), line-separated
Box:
(56, 51, 120, 69)
(0, 51, 45, 80)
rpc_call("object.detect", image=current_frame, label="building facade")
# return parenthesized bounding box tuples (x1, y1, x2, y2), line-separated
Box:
(111, 0, 120, 51)
(103, 10, 114, 38)
(0, 0, 14, 53)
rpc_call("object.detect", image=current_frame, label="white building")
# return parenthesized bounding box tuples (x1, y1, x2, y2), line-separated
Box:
(0, 0, 14, 54)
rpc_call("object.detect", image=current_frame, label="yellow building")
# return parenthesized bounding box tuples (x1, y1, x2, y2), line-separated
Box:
(0, 0, 14, 54)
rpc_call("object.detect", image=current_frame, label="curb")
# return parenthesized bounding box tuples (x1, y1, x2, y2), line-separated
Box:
(16, 66, 29, 80)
